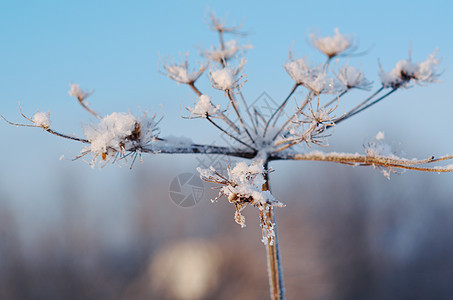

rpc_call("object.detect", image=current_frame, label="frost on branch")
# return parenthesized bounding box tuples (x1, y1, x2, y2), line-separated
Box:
(82, 112, 159, 166)
(162, 53, 207, 85)
(283, 55, 336, 94)
(197, 161, 284, 245)
(186, 94, 221, 119)
(311, 28, 354, 58)
(337, 64, 373, 91)
(379, 49, 441, 89)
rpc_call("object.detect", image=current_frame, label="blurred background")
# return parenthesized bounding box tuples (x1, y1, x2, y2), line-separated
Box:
(1, 0, 453, 299)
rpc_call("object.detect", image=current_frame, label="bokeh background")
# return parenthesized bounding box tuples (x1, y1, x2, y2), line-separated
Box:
(1, 1, 453, 299)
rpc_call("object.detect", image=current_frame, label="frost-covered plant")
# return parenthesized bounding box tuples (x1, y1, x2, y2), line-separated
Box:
(2, 13, 453, 300)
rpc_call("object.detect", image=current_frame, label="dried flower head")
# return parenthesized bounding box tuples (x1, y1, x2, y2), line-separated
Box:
(311, 28, 354, 58)
(209, 59, 247, 92)
(68, 83, 93, 102)
(198, 161, 284, 244)
(337, 64, 373, 91)
(162, 53, 207, 84)
(32, 111, 51, 129)
(379, 49, 441, 89)
(186, 94, 221, 119)
(82, 112, 159, 166)
(284, 55, 336, 94)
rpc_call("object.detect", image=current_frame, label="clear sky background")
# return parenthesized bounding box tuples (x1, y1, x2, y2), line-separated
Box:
(0, 0, 452, 234)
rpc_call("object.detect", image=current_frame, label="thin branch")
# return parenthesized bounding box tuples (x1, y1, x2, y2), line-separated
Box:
(206, 116, 256, 151)
(143, 142, 256, 159)
(239, 91, 257, 134)
(227, 90, 256, 144)
(271, 151, 453, 173)
(263, 83, 299, 136)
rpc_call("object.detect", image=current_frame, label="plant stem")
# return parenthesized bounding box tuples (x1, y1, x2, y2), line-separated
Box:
(263, 162, 285, 300)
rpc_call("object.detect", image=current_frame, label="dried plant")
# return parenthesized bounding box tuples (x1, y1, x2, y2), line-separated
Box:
(2, 12, 452, 300)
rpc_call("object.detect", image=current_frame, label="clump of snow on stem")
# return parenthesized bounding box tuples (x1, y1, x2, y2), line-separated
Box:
(311, 28, 353, 58)
(365, 131, 395, 158)
(365, 131, 398, 179)
(203, 40, 251, 64)
(68, 83, 92, 101)
(209, 59, 246, 91)
(83, 112, 159, 165)
(186, 95, 221, 119)
(337, 64, 372, 91)
(32, 111, 51, 129)
(379, 49, 441, 89)
(284, 55, 336, 94)
(197, 161, 284, 245)
(162, 53, 206, 84)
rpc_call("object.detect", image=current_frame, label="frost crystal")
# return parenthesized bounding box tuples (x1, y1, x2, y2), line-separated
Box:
(197, 161, 284, 245)
(337, 65, 372, 91)
(311, 28, 353, 58)
(32, 111, 51, 129)
(379, 50, 441, 89)
(187, 95, 221, 118)
(162, 54, 206, 84)
(284, 56, 335, 94)
(83, 112, 158, 165)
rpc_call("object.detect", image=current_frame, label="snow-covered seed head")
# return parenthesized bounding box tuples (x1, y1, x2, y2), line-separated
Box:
(209, 59, 246, 92)
(83, 112, 159, 165)
(379, 49, 442, 89)
(310, 28, 353, 58)
(197, 161, 284, 244)
(32, 111, 51, 129)
(283, 54, 336, 94)
(186, 94, 221, 119)
(162, 54, 207, 84)
(207, 12, 243, 33)
(337, 65, 373, 91)
(203, 40, 252, 64)
(68, 83, 92, 102)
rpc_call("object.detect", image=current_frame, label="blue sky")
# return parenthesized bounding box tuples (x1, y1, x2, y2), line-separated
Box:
(0, 0, 452, 224)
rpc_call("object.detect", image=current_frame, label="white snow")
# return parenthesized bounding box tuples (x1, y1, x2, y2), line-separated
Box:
(83, 112, 158, 164)
(311, 28, 352, 58)
(284, 56, 335, 94)
(68, 83, 91, 100)
(337, 65, 372, 90)
(375, 131, 385, 141)
(162, 54, 206, 84)
(187, 95, 221, 118)
(32, 111, 51, 129)
(203, 40, 252, 63)
(379, 49, 441, 89)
